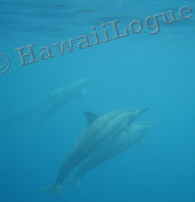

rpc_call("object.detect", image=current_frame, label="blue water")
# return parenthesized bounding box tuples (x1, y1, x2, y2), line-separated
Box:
(0, 0, 195, 201)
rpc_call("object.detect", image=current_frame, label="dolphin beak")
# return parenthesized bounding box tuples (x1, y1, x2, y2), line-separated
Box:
(150, 121, 158, 126)
(146, 121, 157, 128)
(139, 107, 150, 114)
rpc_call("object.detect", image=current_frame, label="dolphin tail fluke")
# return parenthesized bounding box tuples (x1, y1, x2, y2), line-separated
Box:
(64, 178, 80, 187)
(39, 184, 62, 198)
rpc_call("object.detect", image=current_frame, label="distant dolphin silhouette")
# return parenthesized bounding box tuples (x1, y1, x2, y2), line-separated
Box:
(40, 108, 148, 197)
(38, 78, 91, 126)
(66, 121, 155, 187)
(0, 78, 91, 128)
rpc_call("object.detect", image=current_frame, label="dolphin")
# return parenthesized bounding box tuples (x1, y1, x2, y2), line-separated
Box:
(38, 78, 90, 126)
(40, 108, 148, 197)
(0, 78, 90, 128)
(66, 121, 155, 187)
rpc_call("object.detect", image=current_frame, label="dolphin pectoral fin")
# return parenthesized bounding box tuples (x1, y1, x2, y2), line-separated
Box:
(83, 111, 99, 125)
(64, 178, 80, 188)
(39, 184, 62, 198)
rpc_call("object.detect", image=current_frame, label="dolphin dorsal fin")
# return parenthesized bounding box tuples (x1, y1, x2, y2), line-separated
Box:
(83, 111, 99, 125)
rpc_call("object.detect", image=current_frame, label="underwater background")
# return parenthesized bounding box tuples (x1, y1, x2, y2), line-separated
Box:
(0, 0, 195, 201)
